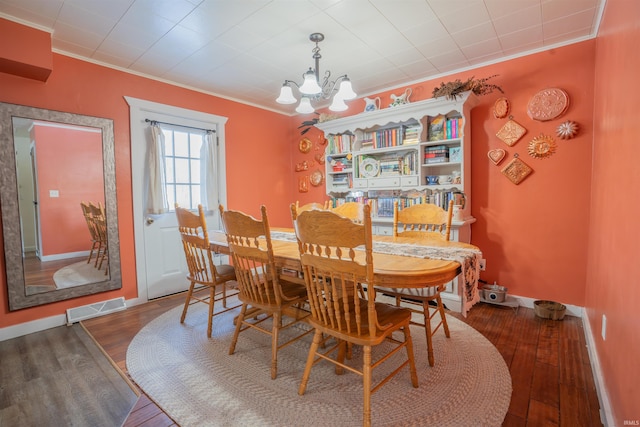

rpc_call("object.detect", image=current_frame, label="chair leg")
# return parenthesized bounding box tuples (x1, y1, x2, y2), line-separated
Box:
(422, 299, 435, 367)
(336, 340, 347, 375)
(402, 326, 419, 388)
(229, 304, 247, 355)
(299, 329, 322, 395)
(180, 281, 196, 323)
(271, 312, 281, 379)
(207, 285, 215, 338)
(436, 294, 450, 338)
(362, 345, 372, 427)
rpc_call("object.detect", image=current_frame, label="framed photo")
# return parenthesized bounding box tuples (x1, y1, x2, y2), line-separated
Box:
(449, 147, 462, 162)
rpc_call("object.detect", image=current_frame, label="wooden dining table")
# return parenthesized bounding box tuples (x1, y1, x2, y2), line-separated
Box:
(210, 228, 479, 290)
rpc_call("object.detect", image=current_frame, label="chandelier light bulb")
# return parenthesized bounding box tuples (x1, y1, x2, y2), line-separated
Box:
(299, 69, 322, 95)
(295, 97, 315, 114)
(328, 96, 348, 112)
(276, 84, 296, 104)
(336, 78, 357, 100)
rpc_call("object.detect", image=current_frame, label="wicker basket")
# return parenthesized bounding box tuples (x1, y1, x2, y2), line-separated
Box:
(534, 300, 566, 320)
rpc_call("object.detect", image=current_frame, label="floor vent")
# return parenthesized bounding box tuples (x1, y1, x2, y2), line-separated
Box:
(66, 297, 126, 325)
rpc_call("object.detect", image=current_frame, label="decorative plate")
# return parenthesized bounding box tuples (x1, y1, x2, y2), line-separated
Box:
(556, 120, 579, 140)
(299, 137, 312, 153)
(488, 148, 506, 165)
(528, 134, 557, 159)
(360, 158, 379, 178)
(496, 117, 527, 147)
(310, 170, 324, 187)
(493, 97, 510, 119)
(501, 154, 533, 185)
(527, 88, 569, 121)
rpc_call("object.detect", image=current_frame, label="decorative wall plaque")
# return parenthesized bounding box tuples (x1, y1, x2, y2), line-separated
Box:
(493, 97, 510, 118)
(527, 88, 569, 121)
(298, 175, 309, 192)
(501, 153, 533, 185)
(556, 120, 579, 140)
(527, 134, 557, 159)
(309, 170, 324, 187)
(488, 148, 506, 165)
(496, 116, 527, 146)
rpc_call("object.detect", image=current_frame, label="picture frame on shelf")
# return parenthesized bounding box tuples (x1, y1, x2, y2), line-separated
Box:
(449, 147, 462, 162)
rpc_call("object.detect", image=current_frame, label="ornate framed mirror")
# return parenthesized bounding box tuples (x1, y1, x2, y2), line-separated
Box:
(0, 102, 121, 311)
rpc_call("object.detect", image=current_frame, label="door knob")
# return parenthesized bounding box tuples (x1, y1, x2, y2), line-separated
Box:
(146, 217, 154, 225)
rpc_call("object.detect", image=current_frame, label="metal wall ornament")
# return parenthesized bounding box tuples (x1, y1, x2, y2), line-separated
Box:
(493, 97, 510, 118)
(299, 137, 312, 153)
(310, 170, 324, 186)
(527, 88, 569, 121)
(488, 148, 506, 165)
(556, 120, 579, 139)
(528, 134, 557, 159)
(496, 116, 527, 146)
(501, 153, 533, 185)
(298, 175, 309, 192)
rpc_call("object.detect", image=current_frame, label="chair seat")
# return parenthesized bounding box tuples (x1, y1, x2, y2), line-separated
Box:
(307, 299, 412, 345)
(215, 264, 237, 281)
(376, 285, 442, 299)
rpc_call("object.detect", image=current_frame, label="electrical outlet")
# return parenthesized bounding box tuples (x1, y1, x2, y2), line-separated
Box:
(479, 258, 486, 271)
(602, 314, 607, 340)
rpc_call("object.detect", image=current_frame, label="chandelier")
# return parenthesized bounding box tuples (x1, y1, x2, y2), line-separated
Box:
(276, 33, 357, 114)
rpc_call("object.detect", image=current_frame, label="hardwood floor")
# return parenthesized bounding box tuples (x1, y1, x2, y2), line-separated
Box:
(82, 294, 603, 427)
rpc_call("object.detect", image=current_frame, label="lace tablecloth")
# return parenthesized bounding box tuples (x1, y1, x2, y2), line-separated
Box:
(270, 231, 481, 317)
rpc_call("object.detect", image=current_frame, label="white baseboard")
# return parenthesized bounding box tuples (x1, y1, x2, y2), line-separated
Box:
(0, 314, 68, 341)
(0, 296, 146, 342)
(582, 310, 614, 427)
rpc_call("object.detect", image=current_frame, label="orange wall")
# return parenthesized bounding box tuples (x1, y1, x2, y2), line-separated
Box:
(587, 0, 640, 424)
(0, 44, 294, 326)
(33, 124, 103, 256)
(302, 41, 595, 307)
(1, 16, 638, 421)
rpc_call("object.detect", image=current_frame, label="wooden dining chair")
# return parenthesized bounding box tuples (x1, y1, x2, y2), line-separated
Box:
(294, 200, 329, 213)
(219, 204, 311, 380)
(175, 204, 239, 338)
(329, 201, 369, 223)
(376, 200, 455, 367)
(291, 203, 418, 427)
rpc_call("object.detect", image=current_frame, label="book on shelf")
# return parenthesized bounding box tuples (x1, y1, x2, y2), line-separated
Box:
(428, 115, 446, 141)
(425, 156, 449, 164)
(444, 117, 462, 139)
(379, 158, 401, 176)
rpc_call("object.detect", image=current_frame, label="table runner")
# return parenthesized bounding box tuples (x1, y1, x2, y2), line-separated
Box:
(270, 231, 481, 316)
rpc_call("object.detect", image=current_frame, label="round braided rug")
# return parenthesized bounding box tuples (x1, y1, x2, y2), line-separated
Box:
(127, 300, 511, 426)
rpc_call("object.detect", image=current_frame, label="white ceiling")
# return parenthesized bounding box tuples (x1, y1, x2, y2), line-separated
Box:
(0, 0, 604, 114)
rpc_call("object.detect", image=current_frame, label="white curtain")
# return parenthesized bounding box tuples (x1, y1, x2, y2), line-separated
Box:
(200, 130, 219, 213)
(147, 124, 169, 214)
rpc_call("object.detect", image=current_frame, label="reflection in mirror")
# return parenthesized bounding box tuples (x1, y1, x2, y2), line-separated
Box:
(0, 103, 121, 311)
(13, 119, 108, 296)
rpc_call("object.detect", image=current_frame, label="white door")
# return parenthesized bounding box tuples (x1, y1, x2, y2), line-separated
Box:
(126, 97, 228, 301)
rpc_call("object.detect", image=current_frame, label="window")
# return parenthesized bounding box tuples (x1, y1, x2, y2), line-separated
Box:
(161, 126, 206, 211)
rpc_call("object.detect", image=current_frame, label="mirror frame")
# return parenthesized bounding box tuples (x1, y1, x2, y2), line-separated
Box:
(0, 102, 121, 311)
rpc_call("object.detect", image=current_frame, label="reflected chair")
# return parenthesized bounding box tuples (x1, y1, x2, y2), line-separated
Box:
(175, 204, 239, 338)
(330, 201, 370, 223)
(83, 201, 109, 272)
(292, 204, 418, 427)
(376, 200, 454, 367)
(219, 204, 311, 379)
(80, 201, 102, 266)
